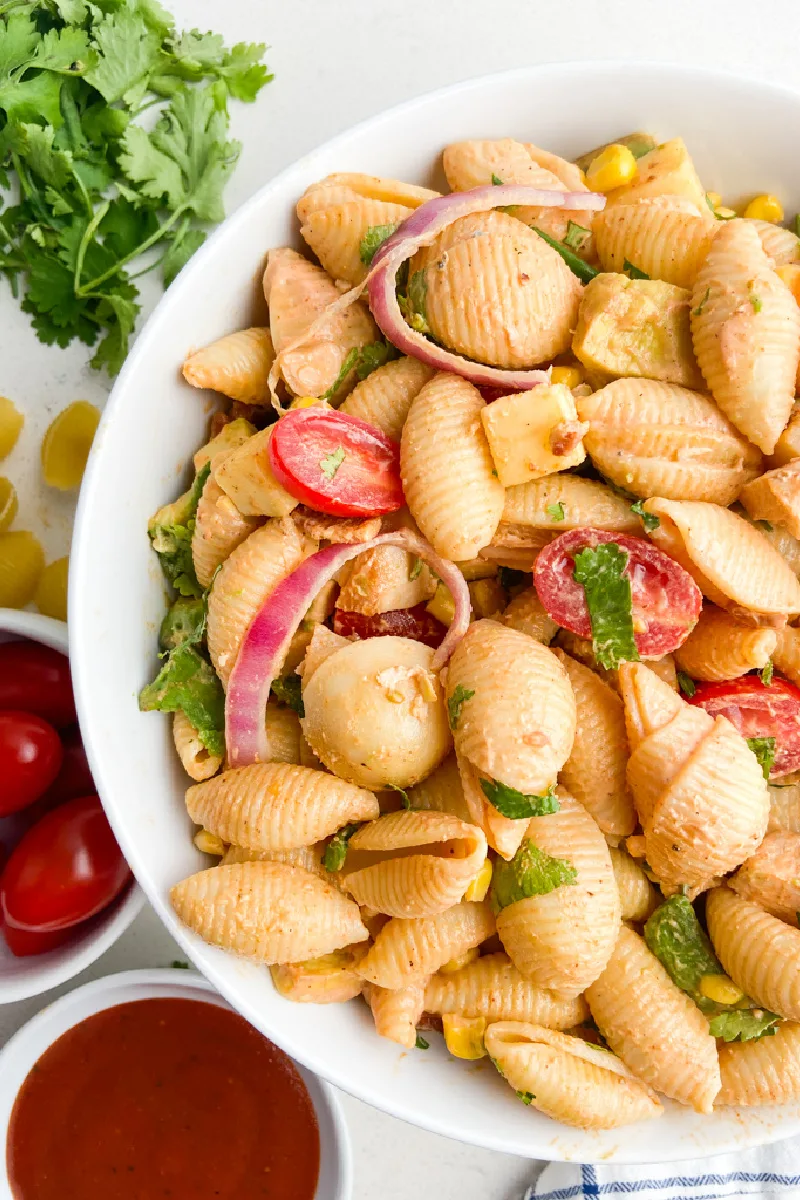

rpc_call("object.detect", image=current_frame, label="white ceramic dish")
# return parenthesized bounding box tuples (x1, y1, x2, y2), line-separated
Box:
(0, 609, 143, 1004)
(70, 63, 800, 1162)
(0, 967, 351, 1199)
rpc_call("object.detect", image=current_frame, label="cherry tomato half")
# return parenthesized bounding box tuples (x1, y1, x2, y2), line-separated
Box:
(534, 528, 703, 658)
(333, 604, 446, 648)
(0, 795, 131, 932)
(0, 641, 76, 727)
(0, 711, 63, 817)
(1, 920, 75, 958)
(269, 408, 405, 517)
(39, 726, 94, 807)
(689, 675, 800, 777)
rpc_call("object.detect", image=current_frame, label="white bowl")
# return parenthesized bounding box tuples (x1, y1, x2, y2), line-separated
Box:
(0, 968, 351, 1200)
(70, 63, 800, 1163)
(0, 608, 143, 1003)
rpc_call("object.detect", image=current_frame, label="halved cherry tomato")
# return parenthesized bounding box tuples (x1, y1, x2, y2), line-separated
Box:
(1, 920, 75, 957)
(0, 794, 131, 932)
(333, 604, 446, 648)
(0, 711, 63, 817)
(534, 527, 703, 658)
(689, 675, 800, 777)
(0, 641, 76, 727)
(269, 408, 404, 517)
(39, 726, 93, 807)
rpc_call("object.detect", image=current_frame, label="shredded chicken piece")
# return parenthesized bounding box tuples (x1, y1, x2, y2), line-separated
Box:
(550, 419, 590, 457)
(292, 506, 382, 544)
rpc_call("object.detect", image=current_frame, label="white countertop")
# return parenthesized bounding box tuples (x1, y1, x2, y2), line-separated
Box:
(4, 1, 800, 1195)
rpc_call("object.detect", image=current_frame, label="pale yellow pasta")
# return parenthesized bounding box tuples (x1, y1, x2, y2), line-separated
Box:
(457, 750, 529, 861)
(609, 847, 659, 922)
(171, 861, 368, 964)
(717, 1022, 800, 1106)
(400, 373, 504, 560)
(769, 772, 800, 832)
(691, 220, 800, 454)
(706, 885, 800, 1021)
(748, 217, 800, 266)
(594, 203, 716, 288)
(292, 509, 381, 546)
(191, 475, 261, 588)
(406, 754, 473, 824)
(446, 620, 576, 800)
(270, 945, 367, 1003)
(336, 544, 435, 615)
(340, 809, 487, 918)
(355, 900, 495, 990)
(301, 636, 451, 790)
(214, 427, 298, 519)
(172, 711, 222, 781)
(263, 701, 303, 764)
(206, 518, 313, 686)
(499, 476, 642, 547)
(340, 356, 435, 441)
(728, 831, 800, 923)
(363, 980, 427, 1049)
(496, 790, 621, 997)
(424, 952, 588, 1027)
(185, 762, 379, 852)
(299, 624, 350, 688)
(300, 197, 412, 285)
(673, 605, 777, 681)
(296, 172, 438, 222)
(644, 498, 800, 622)
(577, 379, 762, 505)
(586, 924, 721, 1113)
(485, 1022, 662, 1130)
(770, 400, 800, 467)
(740, 460, 800, 540)
(193, 416, 255, 472)
(222, 842, 325, 875)
(182, 327, 274, 404)
(754, 520, 800, 580)
(553, 649, 636, 838)
(619, 663, 769, 891)
(501, 586, 558, 645)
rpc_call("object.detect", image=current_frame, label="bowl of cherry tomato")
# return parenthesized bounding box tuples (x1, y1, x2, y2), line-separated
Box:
(0, 609, 143, 1004)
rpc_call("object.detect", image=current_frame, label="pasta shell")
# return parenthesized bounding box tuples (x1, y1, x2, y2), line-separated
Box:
(495, 790, 621, 996)
(755, 520, 800, 580)
(717, 1021, 800, 1106)
(171, 861, 368, 964)
(769, 400, 800, 468)
(363, 980, 427, 1049)
(192, 475, 261, 589)
(424, 952, 587, 1027)
(728, 831, 800, 923)
(769, 772, 800, 833)
(447, 620, 576, 796)
(609, 847, 659, 923)
(297, 172, 438, 222)
(185, 762, 379, 851)
(706, 885, 800, 1021)
(578, 379, 762, 505)
(586, 925, 721, 1113)
(341, 809, 487, 918)
(339, 356, 435, 441)
(594, 204, 716, 288)
(400, 373, 504, 560)
(172, 711, 222, 782)
(691, 220, 800, 454)
(182, 327, 275, 404)
(485, 1022, 662, 1130)
(406, 754, 474, 825)
(300, 198, 412, 285)
(270, 945, 367, 1003)
(501, 476, 642, 541)
(222, 843, 325, 875)
(263, 701, 303, 764)
(335, 544, 435, 615)
(501, 586, 558, 645)
(747, 218, 800, 266)
(355, 900, 496, 989)
(740, 461, 800, 541)
(644, 498, 800, 622)
(193, 417, 255, 473)
(673, 605, 777, 681)
(604, 139, 709, 212)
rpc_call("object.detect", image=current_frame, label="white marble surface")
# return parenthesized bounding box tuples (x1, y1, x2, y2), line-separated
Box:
(5, 1, 800, 1195)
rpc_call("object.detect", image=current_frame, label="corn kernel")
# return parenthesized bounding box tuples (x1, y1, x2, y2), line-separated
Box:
(426, 581, 455, 626)
(463, 857, 493, 902)
(439, 947, 480, 974)
(706, 191, 723, 210)
(699, 973, 744, 1006)
(290, 395, 328, 409)
(0, 530, 44, 608)
(41, 401, 100, 490)
(0, 397, 23, 461)
(585, 144, 638, 193)
(744, 194, 784, 223)
(193, 828, 226, 856)
(550, 365, 585, 389)
(34, 556, 69, 622)
(0, 477, 18, 532)
(469, 578, 505, 619)
(442, 1014, 487, 1060)
(777, 264, 800, 305)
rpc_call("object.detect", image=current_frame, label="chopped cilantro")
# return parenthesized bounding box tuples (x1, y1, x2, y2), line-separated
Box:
(692, 286, 711, 317)
(398, 268, 430, 334)
(747, 736, 776, 780)
(408, 556, 423, 582)
(322, 823, 361, 873)
(321, 340, 397, 399)
(572, 542, 639, 671)
(491, 173, 504, 186)
(749, 292, 763, 313)
(761, 660, 774, 687)
(359, 222, 400, 266)
(320, 446, 346, 481)
(563, 221, 590, 251)
(676, 671, 696, 698)
(490, 838, 577, 912)
(415, 1034, 430, 1050)
(139, 642, 225, 756)
(709, 1010, 780, 1043)
(447, 684, 475, 731)
(623, 258, 650, 280)
(630, 500, 659, 532)
(516, 1091, 535, 1104)
(531, 227, 598, 284)
(545, 502, 565, 521)
(386, 784, 411, 809)
(480, 779, 560, 820)
(705, 192, 716, 215)
(271, 674, 304, 717)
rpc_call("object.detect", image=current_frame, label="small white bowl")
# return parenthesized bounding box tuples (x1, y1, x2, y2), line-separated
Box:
(0, 608, 143, 1004)
(0, 968, 351, 1200)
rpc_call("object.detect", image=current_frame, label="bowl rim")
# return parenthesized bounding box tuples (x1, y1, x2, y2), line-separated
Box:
(0, 967, 352, 1200)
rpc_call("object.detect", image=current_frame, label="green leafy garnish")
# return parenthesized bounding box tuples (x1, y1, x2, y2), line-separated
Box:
(490, 838, 577, 912)
(385, 784, 411, 809)
(320, 446, 346, 481)
(480, 779, 560, 820)
(321, 340, 398, 400)
(358, 222, 399, 266)
(271, 673, 304, 717)
(692, 286, 711, 317)
(516, 1091, 535, 1105)
(322, 823, 361, 873)
(709, 1010, 781, 1043)
(398, 267, 429, 333)
(490, 173, 503, 186)
(408, 556, 423, 582)
(563, 220, 590, 251)
(676, 671, 696, 698)
(447, 684, 475, 731)
(139, 642, 224, 756)
(158, 595, 206, 652)
(761, 660, 774, 687)
(545, 502, 565, 521)
(148, 462, 210, 597)
(531, 226, 598, 284)
(623, 258, 650, 280)
(749, 292, 763, 313)
(747, 736, 776, 780)
(415, 1034, 429, 1050)
(630, 500, 659, 531)
(572, 542, 639, 671)
(705, 192, 716, 215)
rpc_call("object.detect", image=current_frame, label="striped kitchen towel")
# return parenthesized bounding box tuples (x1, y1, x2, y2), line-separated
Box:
(525, 1139, 800, 1199)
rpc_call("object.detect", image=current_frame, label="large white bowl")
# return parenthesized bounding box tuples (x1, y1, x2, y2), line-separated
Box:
(70, 63, 800, 1162)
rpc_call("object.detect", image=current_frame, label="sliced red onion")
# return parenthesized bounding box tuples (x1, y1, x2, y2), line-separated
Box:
(226, 530, 471, 765)
(367, 183, 606, 390)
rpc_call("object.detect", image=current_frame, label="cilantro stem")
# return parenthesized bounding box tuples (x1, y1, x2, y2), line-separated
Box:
(73, 199, 110, 294)
(11, 154, 50, 226)
(77, 204, 188, 294)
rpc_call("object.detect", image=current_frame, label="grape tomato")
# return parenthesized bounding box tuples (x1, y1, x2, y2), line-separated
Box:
(689, 675, 800, 777)
(0, 641, 76, 726)
(0, 711, 63, 817)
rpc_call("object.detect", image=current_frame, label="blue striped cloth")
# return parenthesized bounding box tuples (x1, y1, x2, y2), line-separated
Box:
(526, 1139, 800, 1199)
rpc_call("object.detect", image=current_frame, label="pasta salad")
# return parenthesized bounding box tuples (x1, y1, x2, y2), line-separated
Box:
(141, 130, 800, 1130)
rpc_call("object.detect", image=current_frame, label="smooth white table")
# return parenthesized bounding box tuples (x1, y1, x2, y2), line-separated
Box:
(4, 1, 800, 1194)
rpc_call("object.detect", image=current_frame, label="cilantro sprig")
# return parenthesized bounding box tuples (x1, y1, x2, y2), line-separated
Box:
(480, 779, 559, 820)
(573, 542, 640, 671)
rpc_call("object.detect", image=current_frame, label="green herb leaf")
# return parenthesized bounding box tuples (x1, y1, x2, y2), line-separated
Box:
(398, 268, 430, 333)
(490, 173, 503, 186)
(563, 221, 590, 251)
(709, 1009, 780, 1043)
(761, 660, 774, 687)
(138, 642, 225, 756)
(162, 225, 206, 287)
(355, 339, 397, 380)
(480, 779, 560, 820)
(323, 823, 361, 873)
(415, 1034, 429, 1050)
(531, 226, 598, 284)
(158, 595, 206, 652)
(490, 838, 577, 912)
(271, 673, 304, 717)
(630, 500, 659, 531)
(447, 684, 475, 731)
(572, 542, 640, 671)
(408, 556, 423, 582)
(85, 7, 160, 103)
(705, 192, 716, 214)
(320, 446, 346, 481)
(692, 286, 711, 317)
(516, 1091, 535, 1104)
(749, 292, 763, 313)
(747, 736, 776, 780)
(545, 502, 565, 521)
(359, 222, 399, 266)
(386, 784, 411, 808)
(623, 258, 650, 280)
(676, 671, 696, 698)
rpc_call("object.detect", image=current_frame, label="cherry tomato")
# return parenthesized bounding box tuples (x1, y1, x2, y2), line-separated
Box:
(0, 711, 63, 817)
(0, 795, 131, 932)
(0, 641, 76, 727)
(333, 604, 446, 648)
(39, 726, 93, 807)
(534, 528, 703, 658)
(1, 920, 75, 957)
(269, 408, 405, 517)
(689, 675, 800, 777)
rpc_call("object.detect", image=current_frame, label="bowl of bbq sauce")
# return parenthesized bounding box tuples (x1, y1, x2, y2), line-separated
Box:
(0, 968, 351, 1200)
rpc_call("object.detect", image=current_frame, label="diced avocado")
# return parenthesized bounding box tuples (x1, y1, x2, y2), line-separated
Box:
(575, 132, 657, 174)
(480, 384, 586, 488)
(603, 137, 708, 212)
(159, 596, 206, 652)
(148, 463, 210, 598)
(215, 425, 298, 518)
(194, 417, 257, 471)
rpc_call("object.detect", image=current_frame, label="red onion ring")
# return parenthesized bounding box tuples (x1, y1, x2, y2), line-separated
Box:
(226, 530, 471, 766)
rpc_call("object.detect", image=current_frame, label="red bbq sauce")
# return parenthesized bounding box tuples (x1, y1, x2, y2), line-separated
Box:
(6, 996, 320, 1200)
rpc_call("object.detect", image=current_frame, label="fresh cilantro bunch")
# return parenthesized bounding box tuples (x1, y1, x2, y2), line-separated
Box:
(0, 0, 272, 374)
